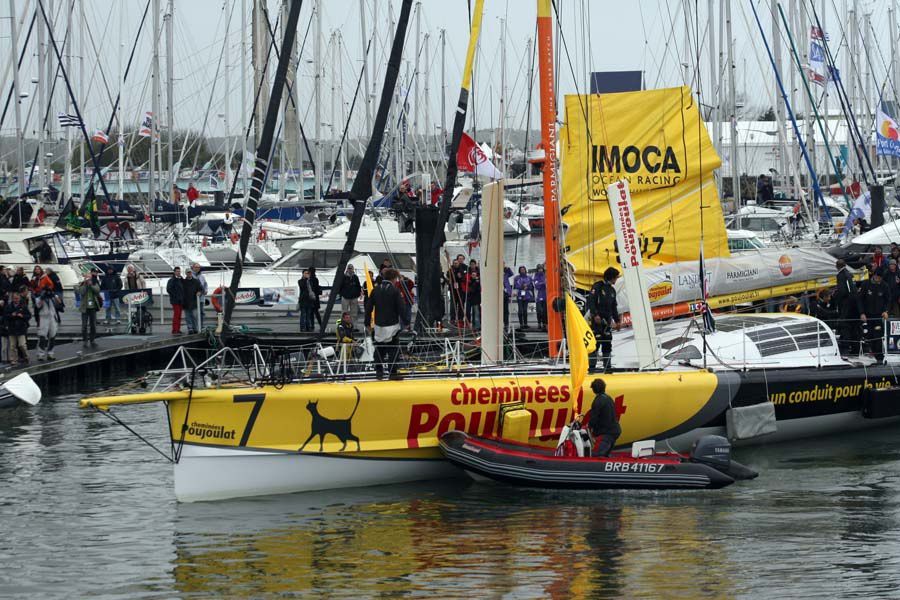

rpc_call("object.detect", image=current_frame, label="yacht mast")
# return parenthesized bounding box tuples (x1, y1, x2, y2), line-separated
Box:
(423, 31, 430, 173)
(165, 0, 175, 201)
(241, 0, 248, 200)
(427, 0, 485, 328)
(862, 11, 872, 172)
(893, 1, 899, 107)
(224, 0, 305, 325)
(338, 32, 347, 192)
(413, 2, 421, 175)
(77, 0, 84, 197)
(66, 0, 74, 203)
(726, 0, 740, 217)
(800, 0, 815, 212)
(440, 28, 446, 149)
(8, 0, 26, 200)
(371, 0, 379, 119)
(772, 0, 787, 187)
(822, 0, 829, 159)
(224, 2, 232, 194)
(150, 0, 160, 208)
(788, 0, 802, 204)
(38, 0, 47, 198)
(708, 0, 719, 176)
(314, 0, 322, 201)
(116, 1, 124, 201)
(359, 0, 372, 134)
(330, 31, 337, 191)
(499, 17, 506, 176)
(252, 0, 269, 147)
(536, 0, 563, 356)
(849, 1, 858, 177)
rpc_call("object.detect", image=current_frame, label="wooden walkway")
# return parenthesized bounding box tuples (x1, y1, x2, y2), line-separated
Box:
(1, 332, 207, 387)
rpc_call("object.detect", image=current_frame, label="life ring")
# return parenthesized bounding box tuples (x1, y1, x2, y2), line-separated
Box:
(230, 232, 240, 244)
(211, 286, 224, 312)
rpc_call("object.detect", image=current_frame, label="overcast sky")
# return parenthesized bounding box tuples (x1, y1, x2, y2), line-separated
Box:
(1, 0, 896, 155)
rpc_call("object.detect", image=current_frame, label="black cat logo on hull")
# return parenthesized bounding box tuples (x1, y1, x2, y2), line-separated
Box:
(299, 387, 361, 452)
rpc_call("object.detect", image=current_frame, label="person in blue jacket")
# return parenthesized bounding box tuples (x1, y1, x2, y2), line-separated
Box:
(533, 263, 547, 330)
(513, 266, 534, 329)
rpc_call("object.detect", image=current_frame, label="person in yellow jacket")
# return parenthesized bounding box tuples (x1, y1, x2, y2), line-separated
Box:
(336, 312, 356, 363)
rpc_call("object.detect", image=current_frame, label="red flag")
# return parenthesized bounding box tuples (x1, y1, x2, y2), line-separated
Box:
(456, 132, 504, 179)
(91, 130, 109, 144)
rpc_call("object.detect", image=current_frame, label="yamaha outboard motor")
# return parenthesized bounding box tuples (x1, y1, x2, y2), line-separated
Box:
(690, 435, 758, 480)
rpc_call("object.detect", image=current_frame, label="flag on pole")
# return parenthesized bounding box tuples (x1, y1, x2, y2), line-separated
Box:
(876, 104, 900, 158)
(91, 130, 109, 144)
(457, 132, 504, 179)
(698, 246, 716, 333)
(57, 112, 81, 128)
(807, 26, 830, 86)
(565, 292, 596, 414)
(138, 111, 153, 137)
(363, 266, 375, 322)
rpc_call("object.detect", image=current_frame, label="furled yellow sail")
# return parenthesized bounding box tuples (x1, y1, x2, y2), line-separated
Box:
(560, 86, 730, 289)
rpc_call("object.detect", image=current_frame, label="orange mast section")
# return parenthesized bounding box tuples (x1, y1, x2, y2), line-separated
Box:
(536, 0, 563, 356)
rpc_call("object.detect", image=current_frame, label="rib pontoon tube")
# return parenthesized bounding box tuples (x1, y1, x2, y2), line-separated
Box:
(440, 431, 757, 490)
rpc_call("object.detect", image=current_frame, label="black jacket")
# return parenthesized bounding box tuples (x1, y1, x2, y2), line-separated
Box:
(882, 269, 900, 304)
(10, 274, 28, 293)
(3, 299, 30, 336)
(339, 273, 362, 300)
(100, 272, 123, 293)
(365, 280, 403, 327)
(833, 268, 858, 316)
(588, 392, 621, 438)
(182, 277, 202, 310)
(309, 275, 322, 306)
(166, 277, 185, 305)
(859, 279, 891, 317)
(297, 278, 318, 308)
(588, 281, 619, 322)
(812, 298, 840, 324)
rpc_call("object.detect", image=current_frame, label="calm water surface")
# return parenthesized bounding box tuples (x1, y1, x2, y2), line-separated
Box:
(2, 379, 900, 599)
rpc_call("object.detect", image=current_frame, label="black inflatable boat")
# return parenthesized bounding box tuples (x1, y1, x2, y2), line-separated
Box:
(439, 430, 758, 490)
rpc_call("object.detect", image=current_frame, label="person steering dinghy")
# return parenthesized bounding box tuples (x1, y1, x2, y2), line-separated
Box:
(586, 378, 621, 456)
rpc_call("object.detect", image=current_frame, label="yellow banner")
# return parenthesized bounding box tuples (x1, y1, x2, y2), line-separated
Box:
(561, 86, 730, 289)
(565, 293, 596, 410)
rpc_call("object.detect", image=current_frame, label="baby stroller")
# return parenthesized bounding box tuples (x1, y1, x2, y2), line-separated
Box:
(129, 304, 153, 334)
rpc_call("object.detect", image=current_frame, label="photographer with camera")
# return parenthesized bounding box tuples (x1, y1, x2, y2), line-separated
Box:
(34, 274, 61, 360)
(77, 269, 102, 347)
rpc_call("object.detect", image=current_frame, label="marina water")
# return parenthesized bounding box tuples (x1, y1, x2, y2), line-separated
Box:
(2, 376, 900, 598)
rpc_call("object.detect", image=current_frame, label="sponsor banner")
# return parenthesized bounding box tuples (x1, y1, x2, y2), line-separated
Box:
(876, 105, 900, 158)
(561, 86, 730, 288)
(619, 276, 838, 326)
(741, 367, 896, 421)
(164, 372, 721, 455)
(234, 288, 261, 305)
(262, 286, 298, 306)
(611, 247, 838, 314)
(121, 289, 153, 306)
(887, 319, 900, 354)
(608, 180, 642, 271)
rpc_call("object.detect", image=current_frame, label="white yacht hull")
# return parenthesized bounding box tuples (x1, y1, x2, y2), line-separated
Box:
(173, 443, 460, 502)
(665, 412, 900, 452)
